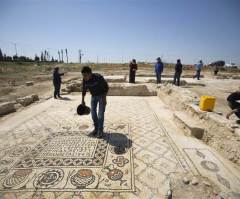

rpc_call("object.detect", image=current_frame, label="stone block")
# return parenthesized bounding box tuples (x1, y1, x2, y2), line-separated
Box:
(61, 88, 71, 93)
(31, 94, 39, 101)
(0, 102, 16, 116)
(66, 82, 82, 92)
(16, 96, 34, 107)
(174, 111, 205, 139)
(25, 81, 34, 86)
(108, 83, 157, 96)
(105, 76, 126, 83)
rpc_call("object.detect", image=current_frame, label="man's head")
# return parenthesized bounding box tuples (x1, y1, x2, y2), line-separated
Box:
(54, 67, 59, 72)
(156, 57, 161, 62)
(81, 66, 92, 81)
(177, 59, 181, 64)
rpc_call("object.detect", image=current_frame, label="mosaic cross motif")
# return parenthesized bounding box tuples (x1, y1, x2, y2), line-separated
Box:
(0, 122, 134, 192)
(14, 131, 108, 168)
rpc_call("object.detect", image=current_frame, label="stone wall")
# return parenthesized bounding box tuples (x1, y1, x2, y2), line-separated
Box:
(157, 84, 240, 167)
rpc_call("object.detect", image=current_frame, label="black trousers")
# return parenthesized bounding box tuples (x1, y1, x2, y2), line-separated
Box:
(129, 70, 136, 83)
(173, 72, 182, 86)
(54, 84, 61, 98)
(228, 100, 240, 118)
(156, 72, 162, 84)
(193, 70, 201, 80)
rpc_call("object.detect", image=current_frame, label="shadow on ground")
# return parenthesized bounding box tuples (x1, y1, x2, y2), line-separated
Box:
(88, 131, 132, 155)
(58, 97, 72, 101)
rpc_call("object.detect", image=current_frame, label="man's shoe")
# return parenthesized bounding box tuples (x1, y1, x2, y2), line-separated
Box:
(96, 130, 103, 138)
(91, 129, 98, 136)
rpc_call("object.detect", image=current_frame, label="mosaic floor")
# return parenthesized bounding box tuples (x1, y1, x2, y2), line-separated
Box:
(0, 95, 239, 199)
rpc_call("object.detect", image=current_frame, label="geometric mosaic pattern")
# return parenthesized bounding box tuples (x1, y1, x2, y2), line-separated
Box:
(14, 131, 108, 168)
(2, 96, 239, 198)
(0, 96, 187, 198)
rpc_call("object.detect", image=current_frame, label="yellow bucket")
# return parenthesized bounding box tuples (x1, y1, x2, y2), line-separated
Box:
(199, 96, 216, 111)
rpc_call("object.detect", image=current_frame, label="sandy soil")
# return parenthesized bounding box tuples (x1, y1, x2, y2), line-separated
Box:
(186, 79, 240, 115)
(0, 63, 239, 117)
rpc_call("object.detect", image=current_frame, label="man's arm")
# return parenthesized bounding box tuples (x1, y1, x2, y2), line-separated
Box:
(100, 76, 109, 105)
(82, 80, 86, 105)
(226, 109, 238, 119)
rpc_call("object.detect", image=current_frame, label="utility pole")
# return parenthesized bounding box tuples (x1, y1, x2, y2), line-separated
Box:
(14, 43, 18, 56)
(121, 49, 124, 64)
(46, 48, 50, 61)
(79, 49, 84, 64)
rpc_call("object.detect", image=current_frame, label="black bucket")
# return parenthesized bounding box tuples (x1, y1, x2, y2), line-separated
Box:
(77, 104, 91, 115)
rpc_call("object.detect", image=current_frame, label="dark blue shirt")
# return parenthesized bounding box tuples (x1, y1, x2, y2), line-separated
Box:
(155, 62, 164, 74)
(53, 72, 64, 85)
(82, 73, 109, 96)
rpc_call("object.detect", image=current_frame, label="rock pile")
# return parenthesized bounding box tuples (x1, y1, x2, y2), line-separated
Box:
(16, 94, 39, 107)
(0, 102, 16, 116)
(63, 81, 82, 93)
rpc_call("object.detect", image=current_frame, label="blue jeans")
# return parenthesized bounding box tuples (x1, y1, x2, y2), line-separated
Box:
(194, 70, 201, 80)
(91, 95, 106, 131)
(156, 72, 162, 84)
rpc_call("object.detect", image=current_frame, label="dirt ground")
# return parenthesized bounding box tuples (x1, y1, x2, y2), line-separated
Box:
(0, 62, 239, 116)
(187, 78, 240, 114)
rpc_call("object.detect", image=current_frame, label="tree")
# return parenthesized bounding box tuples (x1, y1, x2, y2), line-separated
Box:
(61, 49, 64, 63)
(58, 50, 61, 62)
(44, 50, 47, 61)
(79, 49, 83, 64)
(46, 51, 50, 61)
(41, 52, 44, 62)
(13, 55, 18, 61)
(5, 56, 13, 61)
(51, 56, 54, 62)
(65, 48, 68, 63)
(0, 49, 3, 61)
(34, 54, 40, 62)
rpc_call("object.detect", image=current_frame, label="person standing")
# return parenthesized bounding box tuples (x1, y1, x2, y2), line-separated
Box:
(53, 67, 64, 99)
(129, 59, 138, 83)
(193, 60, 203, 80)
(81, 66, 109, 138)
(155, 57, 164, 84)
(173, 59, 183, 86)
(226, 91, 240, 120)
(213, 65, 219, 76)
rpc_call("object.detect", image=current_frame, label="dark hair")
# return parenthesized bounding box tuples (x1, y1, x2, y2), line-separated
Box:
(177, 59, 181, 63)
(54, 67, 59, 72)
(81, 66, 92, 74)
(132, 59, 136, 63)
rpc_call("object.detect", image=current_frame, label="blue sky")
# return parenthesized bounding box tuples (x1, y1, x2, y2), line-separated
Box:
(0, 0, 240, 64)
